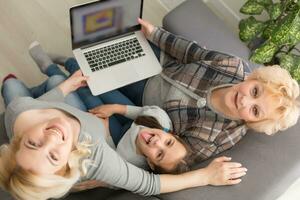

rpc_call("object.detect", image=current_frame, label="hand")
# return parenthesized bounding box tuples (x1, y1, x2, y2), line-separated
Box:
(138, 18, 155, 39)
(204, 156, 247, 186)
(89, 104, 117, 118)
(59, 70, 88, 96)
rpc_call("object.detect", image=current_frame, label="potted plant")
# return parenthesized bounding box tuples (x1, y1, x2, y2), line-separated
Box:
(239, 0, 300, 81)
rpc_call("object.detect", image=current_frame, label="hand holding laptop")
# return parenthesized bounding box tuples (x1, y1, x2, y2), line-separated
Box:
(138, 18, 155, 39)
(58, 70, 88, 96)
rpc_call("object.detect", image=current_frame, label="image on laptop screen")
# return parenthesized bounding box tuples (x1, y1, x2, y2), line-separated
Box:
(71, 0, 141, 47)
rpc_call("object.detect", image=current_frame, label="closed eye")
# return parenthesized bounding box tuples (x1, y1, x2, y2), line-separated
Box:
(156, 150, 164, 161)
(26, 140, 40, 149)
(166, 139, 173, 146)
(50, 152, 58, 162)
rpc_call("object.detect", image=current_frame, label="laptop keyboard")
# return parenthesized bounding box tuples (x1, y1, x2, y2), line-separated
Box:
(84, 38, 146, 72)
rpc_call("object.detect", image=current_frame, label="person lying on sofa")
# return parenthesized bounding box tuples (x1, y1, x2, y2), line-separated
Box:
(107, 18, 300, 162)
(31, 18, 300, 164)
(0, 67, 247, 200)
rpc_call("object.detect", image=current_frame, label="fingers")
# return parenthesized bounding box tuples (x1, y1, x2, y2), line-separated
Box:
(95, 113, 106, 118)
(225, 162, 242, 168)
(138, 17, 147, 25)
(229, 167, 247, 173)
(214, 156, 231, 162)
(230, 171, 247, 179)
(227, 179, 242, 185)
(89, 106, 101, 113)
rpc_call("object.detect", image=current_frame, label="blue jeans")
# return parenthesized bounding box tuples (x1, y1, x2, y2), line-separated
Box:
(1, 75, 86, 111)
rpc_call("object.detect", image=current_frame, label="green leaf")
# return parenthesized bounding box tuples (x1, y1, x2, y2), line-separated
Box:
(289, 10, 300, 44)
(266, 3, 283, 20)
(262, 21, 278, 38)
(250, 41, 278, 63)
(239, 16, 267, 42)
(279, 53, 300, 81)
(278, 53, 294, 72)
(270, 10, 300, 45)
(240, 0, 265, 15)
(256, 0, 273, 6)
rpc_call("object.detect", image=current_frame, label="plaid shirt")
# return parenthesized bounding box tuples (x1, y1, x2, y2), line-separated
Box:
(147, 28, 249, 161)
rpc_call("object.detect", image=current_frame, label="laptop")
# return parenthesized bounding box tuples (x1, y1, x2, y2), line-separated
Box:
(70, 0, 162, 95)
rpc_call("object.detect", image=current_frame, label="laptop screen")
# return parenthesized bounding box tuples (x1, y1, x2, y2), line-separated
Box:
(70, 0, 143, 49)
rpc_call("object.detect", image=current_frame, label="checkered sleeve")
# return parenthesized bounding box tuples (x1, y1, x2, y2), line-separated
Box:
(182, 124, 247, 161)
(150, 28, 247, 78)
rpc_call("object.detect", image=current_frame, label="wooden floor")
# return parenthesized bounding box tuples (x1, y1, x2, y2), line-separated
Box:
(0, 0, 168, 111)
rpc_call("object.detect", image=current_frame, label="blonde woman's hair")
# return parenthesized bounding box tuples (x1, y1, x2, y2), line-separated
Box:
(246, 65, 300, 135)
(0, 134, 93, 200)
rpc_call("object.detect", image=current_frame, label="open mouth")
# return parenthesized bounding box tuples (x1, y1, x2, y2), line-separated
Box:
(46, 126, 65, 141)
(140, 132, 155, 145)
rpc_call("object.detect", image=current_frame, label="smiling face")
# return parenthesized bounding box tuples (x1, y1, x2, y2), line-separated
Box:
(135, 128, 187, 172)
(223, 79, 280, 122)
(15, 112, 80, 175)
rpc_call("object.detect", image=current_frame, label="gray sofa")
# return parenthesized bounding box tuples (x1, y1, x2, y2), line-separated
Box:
(1, 0, 300, 199)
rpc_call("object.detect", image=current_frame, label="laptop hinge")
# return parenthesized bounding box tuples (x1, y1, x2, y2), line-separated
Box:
(80, 32, 135, 50)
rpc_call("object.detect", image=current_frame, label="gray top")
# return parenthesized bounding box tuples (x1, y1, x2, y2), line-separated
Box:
(4, 87, 160, 196)
(116, 105, 173, 170)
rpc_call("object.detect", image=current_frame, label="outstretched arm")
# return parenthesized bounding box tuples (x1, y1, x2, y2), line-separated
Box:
(89, 104, 152, 120)
(139, 18, 247, 76)
(160, 156, 246, 193)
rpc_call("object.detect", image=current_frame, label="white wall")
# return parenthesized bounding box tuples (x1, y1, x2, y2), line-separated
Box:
(204, 0, 268, 35)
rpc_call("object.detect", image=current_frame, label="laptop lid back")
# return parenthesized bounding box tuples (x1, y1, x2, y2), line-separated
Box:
(70, 0, 143, 50)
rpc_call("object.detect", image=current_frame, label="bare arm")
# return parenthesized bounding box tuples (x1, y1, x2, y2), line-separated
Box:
(58, 70, 88, 97)
(160, 156, 247, 193)
(89, 104, 127, 118)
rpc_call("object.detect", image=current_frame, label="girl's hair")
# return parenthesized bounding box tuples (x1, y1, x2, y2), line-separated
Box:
(135, 115, 195, 174)
(0, 133, 93, 200)
(246, 65, 300, 135)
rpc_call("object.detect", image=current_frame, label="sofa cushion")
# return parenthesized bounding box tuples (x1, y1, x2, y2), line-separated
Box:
(162, 0, 259, 70)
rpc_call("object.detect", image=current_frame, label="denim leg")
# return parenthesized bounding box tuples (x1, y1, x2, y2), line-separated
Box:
(99, 90, 135, 125)
(118, 79, 147, 106)
(30, 75, 87, 111)
(45, 63, 68, 77)
(1, 79, 32, 107)
(148, 41, 161, 60)
(76, 87, 104, 110)
(64, 58, 80, 74)
(30, 64, 68, 98)
(108, 115, 125, 145)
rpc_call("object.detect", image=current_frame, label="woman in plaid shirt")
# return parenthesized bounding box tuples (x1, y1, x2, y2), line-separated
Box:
(115, 18, 300, 162)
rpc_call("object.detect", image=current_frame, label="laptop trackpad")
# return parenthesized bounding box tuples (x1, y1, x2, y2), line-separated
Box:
(89, 67, 140, 95)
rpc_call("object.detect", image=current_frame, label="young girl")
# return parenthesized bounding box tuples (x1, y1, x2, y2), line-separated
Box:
(0, 70, 247, 200)
(91, 104, 194, 173)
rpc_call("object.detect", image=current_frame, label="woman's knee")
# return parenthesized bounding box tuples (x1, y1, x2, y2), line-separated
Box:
(46, 75, 66, 91)
(65, 58, 80, 73)
(1, 78, 30, 95)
